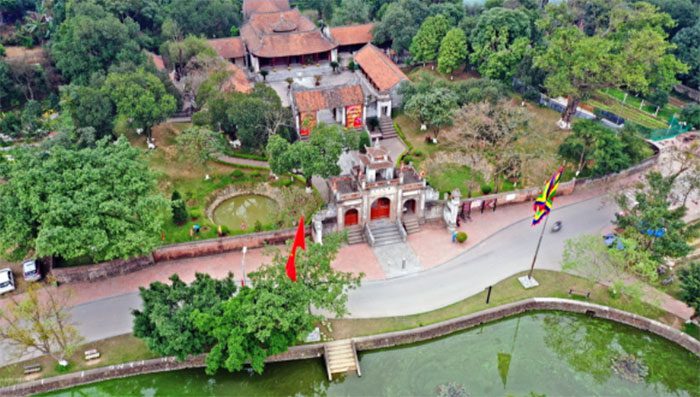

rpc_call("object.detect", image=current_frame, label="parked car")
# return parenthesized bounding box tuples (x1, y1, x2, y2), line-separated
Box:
(22, 259, 41, 282)
(0, 268, 16, 295)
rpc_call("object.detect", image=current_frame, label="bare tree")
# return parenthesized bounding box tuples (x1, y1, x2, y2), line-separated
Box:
(0, 281, 83, 365)
(442, 100, 531, 192)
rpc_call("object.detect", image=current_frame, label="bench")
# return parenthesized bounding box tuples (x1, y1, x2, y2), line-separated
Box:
(23, 364, 41, 375)
(568, 289, 591, 299)
(84, 349, 101, 361)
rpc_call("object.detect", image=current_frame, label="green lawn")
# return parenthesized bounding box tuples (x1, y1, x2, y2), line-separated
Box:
(588, 90, 674, 130)
(602, 88, 682, 122)
(0, 334, 157, 387)
(330, 270, 669, 339)
(129, 122, 321, 245)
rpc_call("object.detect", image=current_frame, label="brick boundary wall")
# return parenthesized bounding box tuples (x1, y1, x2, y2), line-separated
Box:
(50, 228, 310, 284)
(3, 298, 697, 396)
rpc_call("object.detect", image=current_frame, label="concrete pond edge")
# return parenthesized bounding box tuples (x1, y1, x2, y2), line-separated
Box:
(2, 297, 698, 396)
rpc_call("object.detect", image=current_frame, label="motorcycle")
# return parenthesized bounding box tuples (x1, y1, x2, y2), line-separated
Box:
(551, 221, 562, 233)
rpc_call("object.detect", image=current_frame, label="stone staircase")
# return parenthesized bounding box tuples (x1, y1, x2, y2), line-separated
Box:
(324, 339, 361, 380)
(402, 216, 421, 234)
(346, 225, 365, 245)
(378, 116, 397, 139)
(369, 220, 404, 247)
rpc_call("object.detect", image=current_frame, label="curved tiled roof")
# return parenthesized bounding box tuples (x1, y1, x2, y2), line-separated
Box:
(354, 44, 408, 93)
(221, 64, 253, 93)
(241, 9, 336, 58)
(243, 0, 290, 18)
(329, 23, 374, 46)
(207, 37, 246, 59)
(293, 84, 364, 112)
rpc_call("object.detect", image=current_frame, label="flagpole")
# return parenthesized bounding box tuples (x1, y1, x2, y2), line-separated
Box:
(527, 214, 549, 280)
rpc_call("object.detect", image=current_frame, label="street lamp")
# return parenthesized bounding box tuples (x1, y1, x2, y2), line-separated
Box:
(241, 246, 248, 287)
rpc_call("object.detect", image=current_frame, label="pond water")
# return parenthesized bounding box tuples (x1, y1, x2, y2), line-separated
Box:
(44, 312, 700, 397)
(211, 194, 278, 231)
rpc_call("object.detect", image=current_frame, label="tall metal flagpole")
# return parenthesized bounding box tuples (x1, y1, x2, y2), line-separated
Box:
(527, 213, 550, 280)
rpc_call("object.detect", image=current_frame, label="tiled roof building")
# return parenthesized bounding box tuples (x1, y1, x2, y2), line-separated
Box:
(329, 23, 374, 51)
(354, 44, 408, 93)
(242, 0, 290, 19)
(292, 84, 366, 137)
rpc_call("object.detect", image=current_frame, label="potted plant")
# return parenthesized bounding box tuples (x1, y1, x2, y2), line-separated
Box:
(260, 70, 269, 81)
(330, 61, 339, 73)
(456, 231, 468, 243)
(285, 77, 294, 90)
(314, 75, 322, 86)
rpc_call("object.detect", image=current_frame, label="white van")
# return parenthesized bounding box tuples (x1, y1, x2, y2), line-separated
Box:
(0, 268, 16, 295)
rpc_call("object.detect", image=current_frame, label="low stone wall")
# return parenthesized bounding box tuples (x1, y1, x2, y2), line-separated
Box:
(51, 255, 155, 284)
(3, 298, 697, 396)
(353, 298, 700, 356)
(50, 228, 308, 283)
(152, 227, 309, 262)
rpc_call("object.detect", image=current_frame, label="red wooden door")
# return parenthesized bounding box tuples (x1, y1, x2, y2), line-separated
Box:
(345, 209, 359, 226)
(371, 198, 391, 220)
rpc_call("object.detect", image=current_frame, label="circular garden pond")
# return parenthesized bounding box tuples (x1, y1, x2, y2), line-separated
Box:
(43, 312, 700, 396)
(211, 194, 278, 231)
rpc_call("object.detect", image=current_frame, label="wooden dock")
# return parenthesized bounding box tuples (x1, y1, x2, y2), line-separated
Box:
(323, 339, 361, 380)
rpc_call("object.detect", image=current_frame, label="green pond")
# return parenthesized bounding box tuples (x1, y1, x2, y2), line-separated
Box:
(211, 194, 278, 231)
(45, 312, 700, 397)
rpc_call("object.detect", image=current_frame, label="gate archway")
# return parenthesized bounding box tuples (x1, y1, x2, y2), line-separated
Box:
(403, 199, 416, 215)
(344, 208, 359, 226)
(370, 197, 391, 220)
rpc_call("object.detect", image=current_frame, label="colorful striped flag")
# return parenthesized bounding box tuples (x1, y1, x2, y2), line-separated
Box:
(532, 167, 564, 226)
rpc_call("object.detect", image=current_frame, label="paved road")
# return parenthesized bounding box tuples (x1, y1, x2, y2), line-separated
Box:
(0, 196, 616, 366)
(345, 196, 616, 317)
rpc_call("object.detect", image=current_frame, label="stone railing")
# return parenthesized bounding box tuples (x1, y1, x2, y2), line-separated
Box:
(204, 183, 282, 222)
(396, 219, 407, 242)
(3, 298, 697, 396)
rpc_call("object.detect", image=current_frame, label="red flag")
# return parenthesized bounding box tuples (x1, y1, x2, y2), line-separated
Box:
(286, 216, 305, 281)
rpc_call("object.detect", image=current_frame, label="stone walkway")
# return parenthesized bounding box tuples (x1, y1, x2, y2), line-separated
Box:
(217, 154, 269, 168)
(372, 242, 422, 278)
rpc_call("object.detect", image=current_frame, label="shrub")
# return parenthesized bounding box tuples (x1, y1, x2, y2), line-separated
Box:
(250, 171, 262, 179)
(679, 262, 700, 313)
(189, 209, 202, 220)
(402, 155, 413, 164)
(171, 190, 188, 225)
(456, 231, 467, 243)
(358, 131, 371, 153)
(412, 149, 424, 157)
(231, 169, 245, 179)
(254, 220, 263, 232)
(480, 184, 492, 195)
(220, 225, 230, 236)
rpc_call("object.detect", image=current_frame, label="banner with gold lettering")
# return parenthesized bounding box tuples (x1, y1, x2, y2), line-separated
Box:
(345, 105, 363, 128)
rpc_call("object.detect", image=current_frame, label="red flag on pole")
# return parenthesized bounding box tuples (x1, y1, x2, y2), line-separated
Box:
(286, 216, 305, 281)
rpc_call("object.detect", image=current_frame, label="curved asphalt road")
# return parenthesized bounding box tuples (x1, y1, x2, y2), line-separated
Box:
(0, 195, 616, 365)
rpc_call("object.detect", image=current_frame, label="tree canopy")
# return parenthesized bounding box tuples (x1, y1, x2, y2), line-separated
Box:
(409, 15, 451, 64)
(0, 137, 168, 262)
(469, 7, 532, 81)
(267, 124, 358, 187)
(534, 3, 687, 127)
(133, 273, 238, 360)
(331, 0, 370, 26)
(437, 27, 467, 75)
(404, 86, 458, 137)
(104, 68, 176, 137)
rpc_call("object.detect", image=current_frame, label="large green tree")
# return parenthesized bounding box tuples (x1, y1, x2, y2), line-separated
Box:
(679, 262, 700, 313)
(267, 124, 358, 187)
(672, 21, 700, 88)
(331, 0, 370, 26)
(133, 273, 238, 360)
(437, 27, 467, 75)
(404, 86, 459, 137)
(50, 3, 144, 84)
(159, 35, 216, 81)
(469, 7, 532, 81)
(616, 171, 693, 261)
(535, 3, 687, 128)
(165, 0, 241, 38)
(175, 126, 224, 168)
(373, 0, 429, 53)
(0, 137, 168, 262)
(60, 80, 115, 139)
(103, 68, 176, 138)
(194, 233, 362, 374)
(409, 15, 451, 65)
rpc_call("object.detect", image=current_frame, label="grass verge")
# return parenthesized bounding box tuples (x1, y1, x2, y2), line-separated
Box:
(0, 335, 157, 387)
(329, 270, 669, 339)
